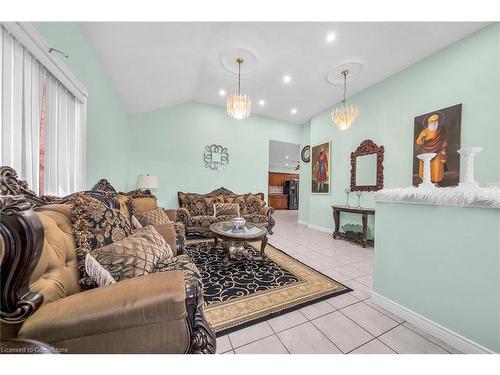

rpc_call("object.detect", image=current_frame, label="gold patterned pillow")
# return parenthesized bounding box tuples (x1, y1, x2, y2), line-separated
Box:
(245, 193, 266, 214)
(71, 193, 132, 288)
(225, 195, 247, 214)
(204, 195, 225, 216)
(85, 226, 173, 283)
(184, 194, 207, 216)
(134, 207, 171, 226)
(214, 203, 240, 218)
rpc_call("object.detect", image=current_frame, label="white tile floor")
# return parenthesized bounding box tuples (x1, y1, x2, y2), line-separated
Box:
(216, 210, 461, 354)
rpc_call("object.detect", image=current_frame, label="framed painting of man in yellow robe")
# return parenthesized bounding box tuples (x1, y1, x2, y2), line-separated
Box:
(412, 104, 462, 187)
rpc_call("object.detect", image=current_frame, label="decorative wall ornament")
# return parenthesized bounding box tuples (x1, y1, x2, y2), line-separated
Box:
(413, 104, 462, 187)
(301, 145, 310, 163)
(458, 147, 482, 189)
(374, 186, 500, 209)
(203, 145, 229, 170)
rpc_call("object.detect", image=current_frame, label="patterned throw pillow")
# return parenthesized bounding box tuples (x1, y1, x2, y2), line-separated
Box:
(214, 203, 240, 218)
(130, 196, 158, 213)
(245, 193, 266, 214)
(204, 195, 225, 216)
(225, 195, 247, 215)
(71, 193, 132, 287)
(85, 226, 173, 283)
(134, 207, 171, 226)
(184, 194, 207, 216)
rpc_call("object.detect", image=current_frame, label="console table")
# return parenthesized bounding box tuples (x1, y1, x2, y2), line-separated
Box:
(331, 206, 375, 247)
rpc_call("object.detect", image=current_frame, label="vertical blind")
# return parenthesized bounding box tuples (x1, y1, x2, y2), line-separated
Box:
(0, 26, 86, 196)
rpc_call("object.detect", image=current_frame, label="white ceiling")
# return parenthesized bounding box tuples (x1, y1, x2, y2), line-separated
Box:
(80, 22, 488, 124)
(269, 140, 301, 170)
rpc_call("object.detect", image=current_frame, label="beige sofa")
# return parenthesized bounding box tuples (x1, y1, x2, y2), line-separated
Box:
(0, 166, 215, 354)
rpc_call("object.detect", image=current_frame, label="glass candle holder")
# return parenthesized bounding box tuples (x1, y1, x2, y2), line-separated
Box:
(344, 188, 351, 207)
(356, 191, 362, 208)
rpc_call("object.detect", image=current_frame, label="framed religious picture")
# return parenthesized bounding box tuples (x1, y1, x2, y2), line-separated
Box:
(311, 140, 331, 194)
(412, 104, 462, 187)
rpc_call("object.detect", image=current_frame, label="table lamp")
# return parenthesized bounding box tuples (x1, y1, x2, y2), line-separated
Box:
(136, 174, 158, 194)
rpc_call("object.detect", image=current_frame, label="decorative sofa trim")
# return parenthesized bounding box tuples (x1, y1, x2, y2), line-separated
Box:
(0, 166, 215, 354)
(176, 187, 275, 236)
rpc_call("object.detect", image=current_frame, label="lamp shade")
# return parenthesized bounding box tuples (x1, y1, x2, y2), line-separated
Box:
(136, 175, 158, 190)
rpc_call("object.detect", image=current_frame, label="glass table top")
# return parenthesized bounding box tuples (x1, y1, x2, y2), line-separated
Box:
(209, 221, 267, 239)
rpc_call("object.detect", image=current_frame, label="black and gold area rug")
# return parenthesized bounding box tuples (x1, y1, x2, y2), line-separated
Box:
(184, 240, 351, 335)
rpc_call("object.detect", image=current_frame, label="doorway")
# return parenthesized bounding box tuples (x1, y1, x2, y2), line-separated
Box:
(268, 140, 301, 214)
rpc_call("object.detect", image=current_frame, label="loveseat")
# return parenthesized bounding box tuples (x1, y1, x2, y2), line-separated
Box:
(0, 166, 215, 354)
(176, 187, 275, 236)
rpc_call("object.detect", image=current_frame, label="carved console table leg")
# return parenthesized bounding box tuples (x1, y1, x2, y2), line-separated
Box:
(332, 209, 340, 239)
(362, 213, 368, 248)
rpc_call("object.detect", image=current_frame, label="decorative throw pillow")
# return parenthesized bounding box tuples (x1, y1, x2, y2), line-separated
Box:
(245, 193, 266, 214)
(225, 195, 247, 215)
(204, 195, 225, 216)
(71, 193, 132, 287)
(85, 226, 173, 283)
(84, 254, 116, 287)
(130, 196, 158, 213)
(134, 207, 171, 226)
(184, 194, 207, 216)
(214, 203, 240, 218)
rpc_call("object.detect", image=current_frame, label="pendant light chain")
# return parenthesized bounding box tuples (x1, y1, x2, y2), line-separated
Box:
(238, 59, 241, 95)
(342, 70, 347, 104)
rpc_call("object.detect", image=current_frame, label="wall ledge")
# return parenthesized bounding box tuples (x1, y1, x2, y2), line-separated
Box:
(371, 292, 496, 354)
(374, 186, 500, 209)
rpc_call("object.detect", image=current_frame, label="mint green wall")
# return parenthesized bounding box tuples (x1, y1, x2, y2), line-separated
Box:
(127, 102, 302, 208)
(374, 203, 500, 352)
(299, 122, 311, 222)
(33, 23, 130, 190)
(301, 23, 499, 231)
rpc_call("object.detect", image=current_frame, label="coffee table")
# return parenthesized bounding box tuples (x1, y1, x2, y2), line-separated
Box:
(209, 221, 268, 266)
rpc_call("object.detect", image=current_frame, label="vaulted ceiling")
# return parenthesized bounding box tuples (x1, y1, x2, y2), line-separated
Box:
(80, 22, 488, 124)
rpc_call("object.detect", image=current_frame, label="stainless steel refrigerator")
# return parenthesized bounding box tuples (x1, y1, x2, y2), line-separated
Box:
(284, 179, 299, 210)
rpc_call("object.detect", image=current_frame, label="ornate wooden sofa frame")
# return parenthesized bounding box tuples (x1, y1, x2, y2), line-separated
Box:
(176, 187, 276, 237)
(0, 166, 216, 354)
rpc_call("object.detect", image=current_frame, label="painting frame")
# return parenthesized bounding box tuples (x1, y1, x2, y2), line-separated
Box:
(412, 104, 462, 187)
(311, 140, 331, 195)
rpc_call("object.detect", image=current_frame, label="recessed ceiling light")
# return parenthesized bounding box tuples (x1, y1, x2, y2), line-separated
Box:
(219, 89, 226, 96)
(283, 75, 291, 83)
(259, 99, 265, 106)
(326, 32, 336, 43)
(285, 155, 289, 159)
(291, 108, 297, 114)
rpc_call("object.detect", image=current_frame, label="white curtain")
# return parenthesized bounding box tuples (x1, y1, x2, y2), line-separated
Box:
(0, 26, 86, 195)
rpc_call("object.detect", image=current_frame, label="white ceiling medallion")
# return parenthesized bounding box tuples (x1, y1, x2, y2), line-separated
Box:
(326, 58, 366, 85)
(221, 48, 258, 74)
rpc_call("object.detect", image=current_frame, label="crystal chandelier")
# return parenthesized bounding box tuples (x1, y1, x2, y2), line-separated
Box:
(331, 69, 359, 130)
(227, 57, 251, 119)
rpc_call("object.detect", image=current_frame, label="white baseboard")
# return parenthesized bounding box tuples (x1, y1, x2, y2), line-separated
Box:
(371, 292, 496, 354)
(297, 220, 332, 234)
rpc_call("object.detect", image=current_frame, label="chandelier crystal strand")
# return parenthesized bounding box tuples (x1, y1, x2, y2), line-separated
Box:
(331, 69, 359, 130)
(227, 57, 251, 119)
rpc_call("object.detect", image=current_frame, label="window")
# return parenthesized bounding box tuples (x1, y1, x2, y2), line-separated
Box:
(0, 23, 87, 196)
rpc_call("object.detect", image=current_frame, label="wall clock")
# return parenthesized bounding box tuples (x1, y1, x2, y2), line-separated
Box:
(203, 144, 229, 170)
(301, 145, 311, 163)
